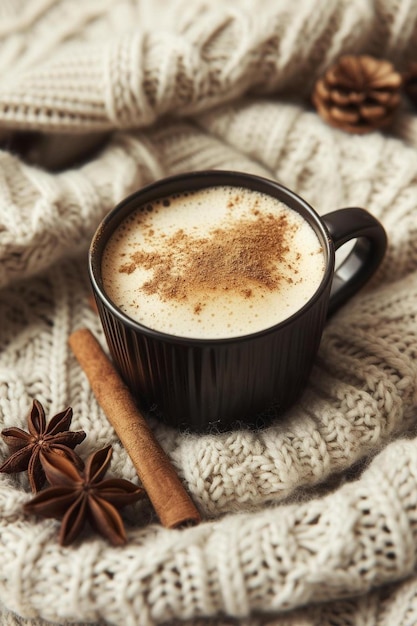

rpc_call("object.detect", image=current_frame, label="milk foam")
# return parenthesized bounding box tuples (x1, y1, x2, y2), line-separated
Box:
(102, 186, 325, 339)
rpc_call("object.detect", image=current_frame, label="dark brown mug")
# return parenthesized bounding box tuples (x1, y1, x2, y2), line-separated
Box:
(89, 170, 387, 432)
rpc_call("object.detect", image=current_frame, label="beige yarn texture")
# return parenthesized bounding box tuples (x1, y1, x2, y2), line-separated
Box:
(1, 0, 417, 625)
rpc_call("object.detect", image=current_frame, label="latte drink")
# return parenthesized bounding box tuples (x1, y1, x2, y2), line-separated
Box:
(102, 186, 325, 339)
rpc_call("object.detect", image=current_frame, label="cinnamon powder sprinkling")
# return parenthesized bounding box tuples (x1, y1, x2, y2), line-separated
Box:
(119, 210, 299, 311)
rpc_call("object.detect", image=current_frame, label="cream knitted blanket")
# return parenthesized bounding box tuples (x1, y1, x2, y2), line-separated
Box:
(1, 1, 417, 625)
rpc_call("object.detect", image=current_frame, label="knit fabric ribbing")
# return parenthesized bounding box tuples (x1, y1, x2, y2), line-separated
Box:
(1, 1, 417, 625)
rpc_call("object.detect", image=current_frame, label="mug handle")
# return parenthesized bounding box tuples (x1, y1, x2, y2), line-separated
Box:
(322, 208, 387, 316)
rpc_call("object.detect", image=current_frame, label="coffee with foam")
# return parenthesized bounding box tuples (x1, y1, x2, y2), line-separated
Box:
(102, 186, 325, 339)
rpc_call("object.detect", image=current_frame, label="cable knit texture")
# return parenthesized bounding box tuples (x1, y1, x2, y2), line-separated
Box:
(1, 1, 417, 625)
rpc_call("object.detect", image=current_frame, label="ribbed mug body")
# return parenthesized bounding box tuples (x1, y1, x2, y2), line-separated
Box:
(94, 292, 330, 431)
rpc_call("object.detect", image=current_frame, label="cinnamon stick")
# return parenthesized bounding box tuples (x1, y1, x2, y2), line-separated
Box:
(68, 328, 201, 529)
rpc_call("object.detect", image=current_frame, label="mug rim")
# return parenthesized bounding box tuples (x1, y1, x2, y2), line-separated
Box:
(89, 169, 335, 345)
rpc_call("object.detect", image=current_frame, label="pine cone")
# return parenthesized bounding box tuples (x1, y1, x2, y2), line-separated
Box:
(403, 62, 417, 107)
(312, 55, 402, 134)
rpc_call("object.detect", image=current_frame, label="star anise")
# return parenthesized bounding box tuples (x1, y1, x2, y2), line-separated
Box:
(23, 445, 144, 546)
(0, 399, 86, 492)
